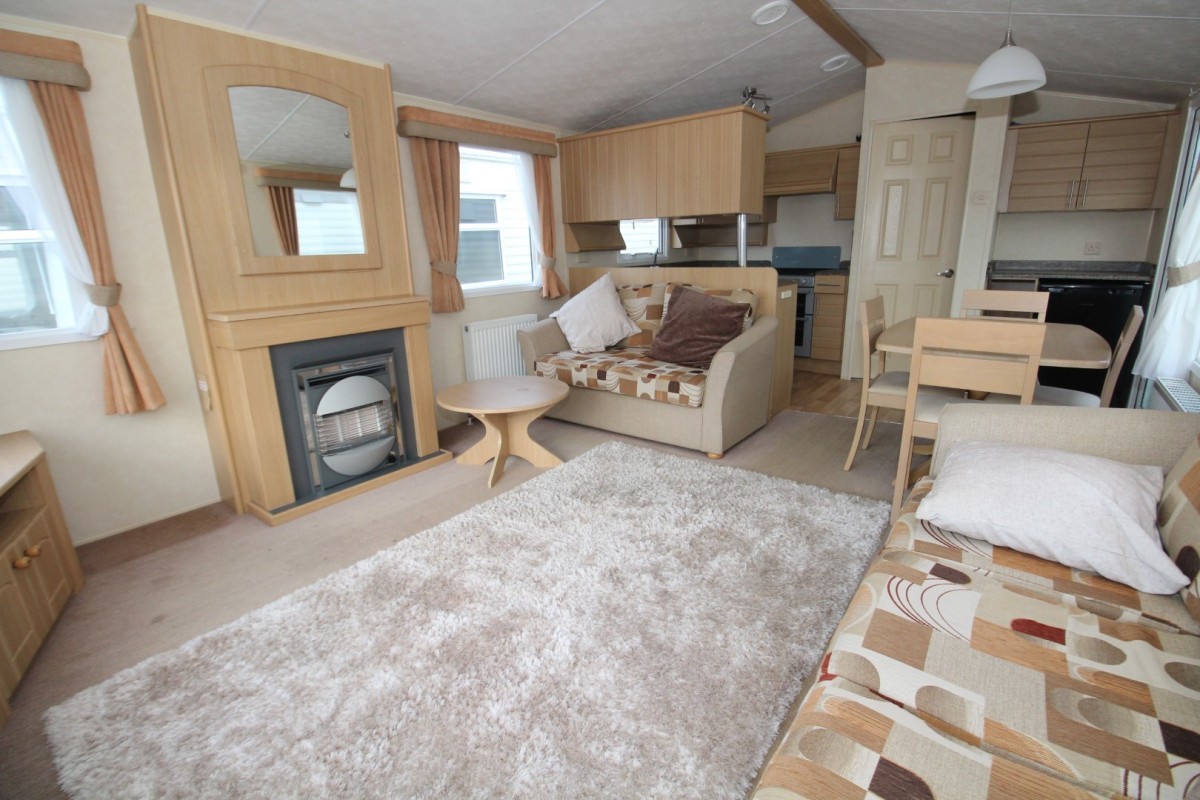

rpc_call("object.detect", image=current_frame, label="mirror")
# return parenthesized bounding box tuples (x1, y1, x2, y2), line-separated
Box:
(227, 86, 366, 257)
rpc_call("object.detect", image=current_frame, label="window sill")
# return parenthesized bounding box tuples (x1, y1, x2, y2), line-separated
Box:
(0, 328, 96, 352)
(462, 283, 544, 300)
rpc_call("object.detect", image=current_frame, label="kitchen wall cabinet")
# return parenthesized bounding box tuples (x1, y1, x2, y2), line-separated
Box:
(559, 106, 767, 225)
(1001, 111, 1179, 213)
(834, 145, 859, 220)
(762, 143, 859, 220)
(669, 197, 778, 248)
(0, 431, 83, 726)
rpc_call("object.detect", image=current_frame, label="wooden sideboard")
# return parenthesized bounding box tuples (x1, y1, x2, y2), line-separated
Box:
(0, 431, 83, 726)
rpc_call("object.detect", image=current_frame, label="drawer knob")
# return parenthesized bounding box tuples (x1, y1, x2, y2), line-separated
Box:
(24, 545, 41, 558)
(13, 556, 31, 570)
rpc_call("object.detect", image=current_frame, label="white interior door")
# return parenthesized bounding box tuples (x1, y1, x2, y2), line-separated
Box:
(859, 116, 975, 328)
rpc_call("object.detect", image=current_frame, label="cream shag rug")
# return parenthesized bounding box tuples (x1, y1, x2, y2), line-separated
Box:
(46, 442, 888, 799)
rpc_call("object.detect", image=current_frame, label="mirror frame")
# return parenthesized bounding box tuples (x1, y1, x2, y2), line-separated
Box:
(204, 65, 382, 276)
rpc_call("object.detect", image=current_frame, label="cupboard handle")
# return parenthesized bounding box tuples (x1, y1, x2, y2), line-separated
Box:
(24, 545, 41, 558)
(1067, 179, 1078, 209)
(1080, 179, 1089, 208)
(13, 556, 31, 570)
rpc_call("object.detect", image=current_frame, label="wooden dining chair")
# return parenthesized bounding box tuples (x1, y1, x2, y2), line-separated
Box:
(959, 289, 1049, 321)
(1034, 305, 1144, 408)
(844, 296, 958, 471)
(891, 317, 1047, 517)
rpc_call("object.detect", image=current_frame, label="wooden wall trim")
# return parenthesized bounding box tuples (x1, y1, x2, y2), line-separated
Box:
(789, 0, 884, 69)
(396, 105, 558, 156)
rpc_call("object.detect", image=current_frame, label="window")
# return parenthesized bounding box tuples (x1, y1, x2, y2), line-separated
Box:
(0, 82, 90, 348)
(293, 188, 364, 256)
(458, 147, 535, 294)
(620, 218, 665, 261)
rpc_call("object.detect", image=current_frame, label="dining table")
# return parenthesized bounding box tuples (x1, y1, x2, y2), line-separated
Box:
(876, 317, 1112, 370)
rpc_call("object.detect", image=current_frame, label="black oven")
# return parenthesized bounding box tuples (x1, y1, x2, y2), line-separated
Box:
(783, 274, 817, 358)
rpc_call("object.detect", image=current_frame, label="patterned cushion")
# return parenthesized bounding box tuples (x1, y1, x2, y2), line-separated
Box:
(615, 283, 667, 347)
(820, 549, 1200, 798)
(534, 347, 707, 408)
(753, 676, 1108, 800)
(1161, 433, 1200, 623)
(892, 478, 1200, 635)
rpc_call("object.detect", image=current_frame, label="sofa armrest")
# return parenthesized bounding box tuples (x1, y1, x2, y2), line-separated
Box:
(700, 316, 778, 455)
(517, 318, 569, 375)
(931, 404, 1200, 476)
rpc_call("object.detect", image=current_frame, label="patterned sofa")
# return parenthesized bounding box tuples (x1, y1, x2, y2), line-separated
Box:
(517, 268, 778, 458)
(752, 404, 1200, 800)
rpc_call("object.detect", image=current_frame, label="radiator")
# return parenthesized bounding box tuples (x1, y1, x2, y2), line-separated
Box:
(1151, 377, 1200, 413)
(462, 314, 539, 381)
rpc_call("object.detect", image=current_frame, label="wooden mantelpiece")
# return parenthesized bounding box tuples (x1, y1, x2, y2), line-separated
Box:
(130, 9, 447, 523)
(205, 298, 448, 524)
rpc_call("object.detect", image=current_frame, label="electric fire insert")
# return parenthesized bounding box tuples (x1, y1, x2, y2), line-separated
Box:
(293, 353, 403, 494)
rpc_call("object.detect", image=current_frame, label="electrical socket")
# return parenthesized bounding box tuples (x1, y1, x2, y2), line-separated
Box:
(1084, 241, 1103, 255)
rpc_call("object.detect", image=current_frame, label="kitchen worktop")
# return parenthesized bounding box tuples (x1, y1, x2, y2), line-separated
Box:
(989, 260, 1155, 282)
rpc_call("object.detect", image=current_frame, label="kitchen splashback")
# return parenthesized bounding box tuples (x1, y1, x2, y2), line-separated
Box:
(772, 246, 841, 271)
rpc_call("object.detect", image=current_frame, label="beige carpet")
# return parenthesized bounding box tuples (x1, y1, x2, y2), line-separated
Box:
(43, 441, 888, 799)
(0, 410, 901, 800)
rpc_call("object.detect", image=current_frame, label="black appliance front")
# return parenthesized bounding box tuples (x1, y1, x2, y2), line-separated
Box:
(1039, 280, 1149, 407)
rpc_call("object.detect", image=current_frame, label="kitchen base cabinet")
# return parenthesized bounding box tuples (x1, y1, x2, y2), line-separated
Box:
(795, 273, 848, 374)
(0, 431, 83, 726)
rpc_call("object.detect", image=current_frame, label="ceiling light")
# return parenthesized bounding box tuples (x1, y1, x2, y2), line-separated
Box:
(967, 0, 1046, 99)
(751, 1, 789, 26)
(339, 167, 357, 189)
(821, 54, 851, 73)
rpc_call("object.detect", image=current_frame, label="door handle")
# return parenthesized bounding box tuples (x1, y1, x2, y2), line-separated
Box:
(936, 269, 955, 278)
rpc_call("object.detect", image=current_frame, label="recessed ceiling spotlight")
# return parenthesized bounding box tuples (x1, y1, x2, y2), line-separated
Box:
(821, 54, 852, 72)
(751, 0, 790, 26)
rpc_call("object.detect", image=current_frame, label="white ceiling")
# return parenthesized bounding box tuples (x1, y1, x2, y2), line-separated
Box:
(6, 0, 1199, 132)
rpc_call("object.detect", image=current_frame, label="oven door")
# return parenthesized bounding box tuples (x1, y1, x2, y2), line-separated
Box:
(794, 287, 815, 358)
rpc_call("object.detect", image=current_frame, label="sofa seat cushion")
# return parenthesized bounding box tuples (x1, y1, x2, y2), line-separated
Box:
(752, 676, 1106, 800)
(534, 347, 708, 408)
(891, 478, 1200, 635)
(821, 549, 1200, 798)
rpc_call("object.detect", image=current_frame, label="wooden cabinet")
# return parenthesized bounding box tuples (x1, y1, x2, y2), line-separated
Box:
(762, 143, 859, 219)
(669, 197, 778, 248)
(559, 106, 767, 225)
(794, 274, 848, 374)
(0, 431, 83, 726)
(772, 283, 798, 418)
(834, 146, 859, 220)
(1002, 112, 1179, 212)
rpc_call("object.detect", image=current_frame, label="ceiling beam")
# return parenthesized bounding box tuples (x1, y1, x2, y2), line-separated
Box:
(790, 0, 884, 68)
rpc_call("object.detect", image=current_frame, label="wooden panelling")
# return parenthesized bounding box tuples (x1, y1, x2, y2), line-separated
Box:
(1079, 116, 1167, 210)
(1005, 122, 1089, 212)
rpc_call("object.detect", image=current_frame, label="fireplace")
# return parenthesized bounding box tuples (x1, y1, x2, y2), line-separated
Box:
(270, 329, 418, 506)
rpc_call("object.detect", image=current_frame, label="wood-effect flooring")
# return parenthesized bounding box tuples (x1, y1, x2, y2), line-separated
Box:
(789, 365, 902, 423)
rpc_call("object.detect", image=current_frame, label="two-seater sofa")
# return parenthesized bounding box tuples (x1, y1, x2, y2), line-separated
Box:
(518, 266, 782, 458)
(752, 403, 1200, 799)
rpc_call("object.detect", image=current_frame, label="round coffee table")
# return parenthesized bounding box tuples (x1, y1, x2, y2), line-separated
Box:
(436, 376, 570, 487)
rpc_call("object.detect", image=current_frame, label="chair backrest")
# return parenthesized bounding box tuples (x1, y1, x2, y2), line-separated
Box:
(907, 317, 1047, 404)
(959, 289, 1049, 322)
(858, 295, 888, 379)
(1098, 305, 1146, 407)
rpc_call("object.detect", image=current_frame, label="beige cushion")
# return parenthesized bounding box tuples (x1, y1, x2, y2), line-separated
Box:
(550, 274, 639, 353)
(1160, 432, 1200, 621)
(915, 441, 1186, 594)
(1033, 384, 1101, 407)
(867, 370, 910, 396)
(912, 393, 976, 424)
(615, 283, 667, 347)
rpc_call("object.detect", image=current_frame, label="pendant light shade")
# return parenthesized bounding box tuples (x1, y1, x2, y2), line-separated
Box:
(339, 167, 357, 189)
(967, 29, 1046, 100)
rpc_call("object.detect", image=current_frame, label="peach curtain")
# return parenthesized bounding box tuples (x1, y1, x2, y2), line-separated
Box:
(29, 80, 166, 415)
(409, 137, 463, 313)
(533, 154, 566, 300)
(266, 185, 299, 256)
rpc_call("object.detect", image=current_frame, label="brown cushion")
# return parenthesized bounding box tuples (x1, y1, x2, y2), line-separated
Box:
(646, 286, 749, 369)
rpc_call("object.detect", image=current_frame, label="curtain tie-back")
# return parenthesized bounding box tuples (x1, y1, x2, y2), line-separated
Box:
(84, 282, 121, 307)
(430, 260, 457, 276)
(538, 254, 556, 269)
(1167, 262, 1200, 288)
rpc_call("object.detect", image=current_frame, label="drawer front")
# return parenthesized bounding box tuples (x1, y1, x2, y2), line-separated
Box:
(814, 275, 847, 294)
(810, 345, 843, 361)
(812, 328, 843, 349)
(814, 293, 845, 317)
